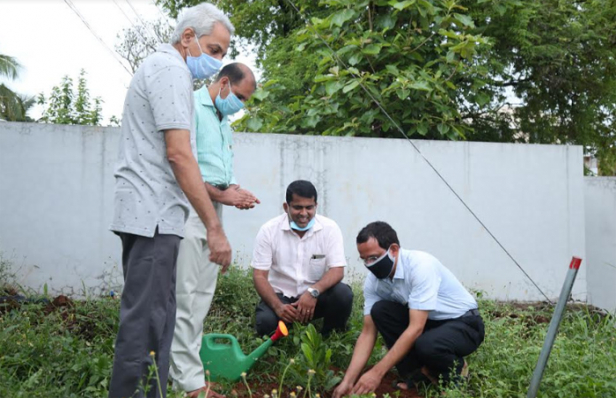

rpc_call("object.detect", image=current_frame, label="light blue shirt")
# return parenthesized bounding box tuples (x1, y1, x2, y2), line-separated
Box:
(194, 86, 236, 187)
(363, 249, 478, 320)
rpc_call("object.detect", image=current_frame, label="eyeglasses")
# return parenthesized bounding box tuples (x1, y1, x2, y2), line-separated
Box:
(360, 253, 385, 266)
(359, 247, 392, 266)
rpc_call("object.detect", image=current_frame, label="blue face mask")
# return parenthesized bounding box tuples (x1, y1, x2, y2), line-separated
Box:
(186, 37, 222, 80)
(215, 83, 244, 117)
(290, 218, 315, 231)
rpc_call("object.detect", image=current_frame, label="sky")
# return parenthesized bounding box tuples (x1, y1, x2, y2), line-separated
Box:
(0, 0, 258, 124)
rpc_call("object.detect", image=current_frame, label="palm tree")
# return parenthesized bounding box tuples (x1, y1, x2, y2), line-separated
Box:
(0, 54, 33, 122)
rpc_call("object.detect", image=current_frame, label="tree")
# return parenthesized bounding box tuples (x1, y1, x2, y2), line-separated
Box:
(115, 18, 173, 73)
(159, 0, 616, 173)
(0, 54, 34, 122)
(37, 69, 103, 126)
(162, 0, 488, 138)
(459, 0, 616, 173)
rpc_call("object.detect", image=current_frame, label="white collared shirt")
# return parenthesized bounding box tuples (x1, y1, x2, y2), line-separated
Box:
(363, 249, 477, 320)
(251, 213, 346, 298)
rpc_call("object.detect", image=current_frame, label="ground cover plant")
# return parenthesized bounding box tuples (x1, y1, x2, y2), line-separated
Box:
(1, 265, 615, 398)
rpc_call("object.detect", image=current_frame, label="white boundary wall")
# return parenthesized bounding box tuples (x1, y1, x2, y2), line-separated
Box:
(584, 177, 616, 313)
(0, 122, 589, 303)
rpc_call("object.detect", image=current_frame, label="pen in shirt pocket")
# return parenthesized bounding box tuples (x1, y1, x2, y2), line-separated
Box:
(311, 254, 325, 260)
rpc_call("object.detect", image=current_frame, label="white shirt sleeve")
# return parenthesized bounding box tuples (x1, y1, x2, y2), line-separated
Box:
(325, 223, 346, 268)
(251, 225, 273, 270)
(363, 276, 380, 316)
(407, 260, 441, 311)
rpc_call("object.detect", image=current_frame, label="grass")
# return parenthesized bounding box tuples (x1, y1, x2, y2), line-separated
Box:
(1, 265, 615, 398)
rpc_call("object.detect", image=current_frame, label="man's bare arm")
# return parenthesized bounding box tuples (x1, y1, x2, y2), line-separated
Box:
(253, 268, 298, 324)
(311, 266, 343, 294)
(164, 129, 231, 266)
(332, 315, 378, 398)
(350, 309, 429, 395)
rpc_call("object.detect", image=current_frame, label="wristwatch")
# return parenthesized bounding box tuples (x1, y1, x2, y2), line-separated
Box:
(307, 287, 320, 299)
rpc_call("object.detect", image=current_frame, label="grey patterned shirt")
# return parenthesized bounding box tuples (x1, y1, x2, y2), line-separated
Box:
(110, 44, 195, 238)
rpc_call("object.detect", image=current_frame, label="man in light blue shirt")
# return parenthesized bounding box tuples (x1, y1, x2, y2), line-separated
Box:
(334, 222, 485, 397)
(170, 63, 259, 398)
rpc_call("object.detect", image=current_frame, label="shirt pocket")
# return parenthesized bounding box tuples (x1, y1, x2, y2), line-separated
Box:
(307, 255, 327, 281)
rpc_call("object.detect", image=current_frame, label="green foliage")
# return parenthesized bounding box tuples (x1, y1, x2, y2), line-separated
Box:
(460, 0, 616, 173)
(160, 0, 616, 173)
(288, 323, 341, 391)
(2, 267, 616, 397)
(236, 0, 488, 139)
(0, 53, 34, 122)
(37, 69, 103, 126)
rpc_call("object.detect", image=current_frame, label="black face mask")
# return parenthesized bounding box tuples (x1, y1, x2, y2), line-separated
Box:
(366, 250, 395, 279)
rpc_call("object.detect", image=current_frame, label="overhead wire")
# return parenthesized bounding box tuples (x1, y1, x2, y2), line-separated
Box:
(281, 0, 552, 303)
(112, 0, 158, 53)
(124, 0, 164, 43)
(63, 0, 132, 76)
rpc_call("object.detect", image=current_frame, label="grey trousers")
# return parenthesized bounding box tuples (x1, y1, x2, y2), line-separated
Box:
(108, 230, 181, 398)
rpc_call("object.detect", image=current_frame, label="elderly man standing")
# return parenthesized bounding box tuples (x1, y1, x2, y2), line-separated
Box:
(170, 63, 259, 398)
(109, 4, 234, 398)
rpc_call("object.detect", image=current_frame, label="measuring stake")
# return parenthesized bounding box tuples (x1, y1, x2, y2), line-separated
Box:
(527, 257, 582, 398)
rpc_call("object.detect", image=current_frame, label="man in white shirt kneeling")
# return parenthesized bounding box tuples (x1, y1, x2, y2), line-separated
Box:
(251, 180, 353, 337)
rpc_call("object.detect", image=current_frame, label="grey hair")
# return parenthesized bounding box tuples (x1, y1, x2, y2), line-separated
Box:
(170, 3, 235, 44)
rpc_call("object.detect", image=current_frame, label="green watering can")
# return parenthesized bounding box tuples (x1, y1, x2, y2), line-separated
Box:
(200, 321, 288, 382)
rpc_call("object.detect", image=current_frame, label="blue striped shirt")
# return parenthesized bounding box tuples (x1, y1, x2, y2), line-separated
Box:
(194, 86, 236, 187)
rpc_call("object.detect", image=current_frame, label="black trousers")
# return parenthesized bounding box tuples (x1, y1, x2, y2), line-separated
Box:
(371, 300, 485, 383)
(255, 282, 353, 337)
(108, 231, 180, 398)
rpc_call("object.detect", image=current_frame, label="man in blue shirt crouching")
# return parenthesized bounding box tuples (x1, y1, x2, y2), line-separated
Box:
(333, 221, 485, 397)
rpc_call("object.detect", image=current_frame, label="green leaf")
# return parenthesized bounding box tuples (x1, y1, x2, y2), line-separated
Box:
(476, 92, 490, 106)
(343, 80, 360, 93)
(395, 88, 410, 99)
(347, 67, 360, 75)
(437, 123, 450, 136)
(246, 117, 263, 132)
(375, 14, 396, 30)
(325, 80, 344, 96)
(454, 13, 475, 28)
(348, 53, 362, 66)
(251, 89, 269, 101)
(362, 44, 382, 55)
(331, 9, 355, 27)
(410, 80, 432, 91)
(385, 64, 400, 75)
(390, 0, 416, 10)
(417, 0, 435, 15)
(417, 122, 428, 136)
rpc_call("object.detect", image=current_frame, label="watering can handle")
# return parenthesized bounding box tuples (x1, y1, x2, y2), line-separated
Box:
(203, 333, 241, 351)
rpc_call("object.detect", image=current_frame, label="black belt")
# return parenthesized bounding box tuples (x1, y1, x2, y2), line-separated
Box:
(461, 308, 480, 317)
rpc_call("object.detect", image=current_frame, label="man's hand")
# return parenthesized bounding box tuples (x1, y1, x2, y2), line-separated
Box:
(332, 380, 353, 398)
(274, 302, 299, 324)
(221, 185, 259, 209)
(351, 369, 382, 396)
(206, 226, 231, 268)
(292, 292, 317, 323)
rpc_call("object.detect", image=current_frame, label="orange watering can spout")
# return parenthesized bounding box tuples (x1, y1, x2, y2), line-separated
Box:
(270, 320, 288, 342)
(200, 321, 289, 382)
